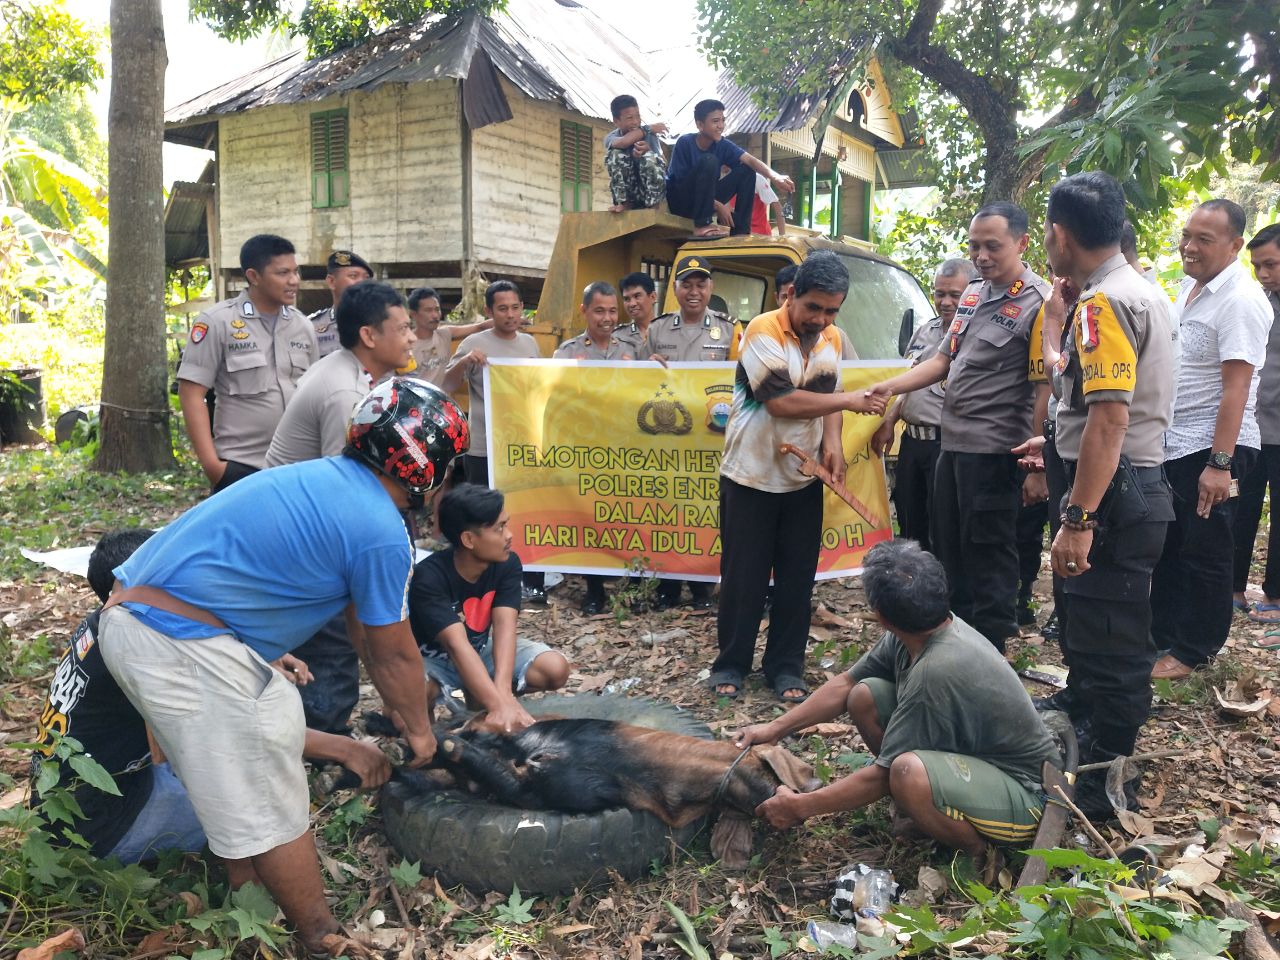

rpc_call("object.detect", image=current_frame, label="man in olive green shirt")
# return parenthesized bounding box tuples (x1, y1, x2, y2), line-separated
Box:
(737, 540, 1058, 860)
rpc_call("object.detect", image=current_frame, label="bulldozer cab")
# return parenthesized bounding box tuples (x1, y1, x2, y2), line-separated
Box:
(533, 209, 933, 361)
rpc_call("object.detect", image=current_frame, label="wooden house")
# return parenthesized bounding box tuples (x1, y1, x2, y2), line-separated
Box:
(163, 0, 922, 312)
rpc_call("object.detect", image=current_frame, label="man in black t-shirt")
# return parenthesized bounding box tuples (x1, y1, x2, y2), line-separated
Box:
(409, 484, 569, 733)
(32, 530, 392, 863)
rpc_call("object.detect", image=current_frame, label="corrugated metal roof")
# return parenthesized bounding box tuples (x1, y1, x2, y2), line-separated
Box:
(165, 0, 649, 132)
(165, 180, 212, 265)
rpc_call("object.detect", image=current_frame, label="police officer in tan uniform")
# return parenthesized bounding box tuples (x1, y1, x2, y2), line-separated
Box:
(309, 250, 373, 358)
(178, 234, 318, 493)
(645, 256, 737, 609)
(555, 281, 637, 613)
(614, 271, 658, 357)
(869, 204, 1050, 650)
(1040, 172, 1174, 817)
(871, 258, 978, 551)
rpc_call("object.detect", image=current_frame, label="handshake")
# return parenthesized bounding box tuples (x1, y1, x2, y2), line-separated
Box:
(846, 383, 891, 416)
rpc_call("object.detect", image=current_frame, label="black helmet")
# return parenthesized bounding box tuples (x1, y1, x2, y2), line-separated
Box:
(346, 377, 468, 503)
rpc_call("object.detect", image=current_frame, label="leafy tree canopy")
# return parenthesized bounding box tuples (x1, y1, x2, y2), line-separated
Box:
(190, 0, 505, 58)
(0, 0, 102, 106)
(12, 92, 107, 183)
(699, 0, 1277, 229)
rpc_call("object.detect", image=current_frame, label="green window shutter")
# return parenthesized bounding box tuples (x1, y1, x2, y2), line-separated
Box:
(311, 109, 350, 209)
(560, 120, 593, 212)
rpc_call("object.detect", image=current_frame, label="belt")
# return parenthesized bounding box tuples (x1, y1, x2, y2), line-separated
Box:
(904, 423, 940, 441)
(1061, 460, 1165, 483)
(1043, 418, 1056, 440)
(103, 583, 227, 630)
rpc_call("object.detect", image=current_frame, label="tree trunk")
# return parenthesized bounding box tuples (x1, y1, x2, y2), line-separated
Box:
(95, 0, 174, 473)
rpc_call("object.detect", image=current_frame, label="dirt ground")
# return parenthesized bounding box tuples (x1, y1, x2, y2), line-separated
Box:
(3, 521, 1279, 958)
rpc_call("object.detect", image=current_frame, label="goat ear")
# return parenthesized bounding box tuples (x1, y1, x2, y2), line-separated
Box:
(757, 746, 820, 793)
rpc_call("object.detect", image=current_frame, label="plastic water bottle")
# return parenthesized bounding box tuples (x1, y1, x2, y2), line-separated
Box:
(854, 868, 895, 917)
(808, 919, 858, 951)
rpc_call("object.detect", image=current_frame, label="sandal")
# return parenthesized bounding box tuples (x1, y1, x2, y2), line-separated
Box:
(770, 673, 810, 703)
(1250, 629, 1280, 650)
(705, 669, 744, 700)
(1245, 601, 1280, 624)
(1232, 597, 1250, 613)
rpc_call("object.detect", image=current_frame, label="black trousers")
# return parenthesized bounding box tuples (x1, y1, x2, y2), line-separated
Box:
(1231, 443, 1280, 597)
(212, 459, 258, 494)
(666, 153, 756, 234)
(1043, 433, 1070, 651)
(892, 433, 939, 551)
(713, 476, 823, 682)
(1016, 497, 1049, 603)
(290, 614, 359, 735)
(931, 450, 1022, 650)
(1060, 458, 1171, 757)
(1151, 447, 1257, 666)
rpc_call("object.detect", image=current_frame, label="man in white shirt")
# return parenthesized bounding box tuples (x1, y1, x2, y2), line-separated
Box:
(1150, 200, 1275, 680)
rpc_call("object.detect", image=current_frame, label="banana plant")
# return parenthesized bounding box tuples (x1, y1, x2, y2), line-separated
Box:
(0, 108, 106, 287)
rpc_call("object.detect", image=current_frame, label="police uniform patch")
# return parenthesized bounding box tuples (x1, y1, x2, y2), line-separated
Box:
(961, 294, 980, 307)
(710, 326, 722, 340)
(241, 300, 255, 317)
(190, 322, 208, 344)
(999, 304, 1022, 320)
(1075, 293, 1136, 394)
(232, 330, 251, 341)
(230, 318, 246, 329)
(1007, 280, 1024, 297)
(316, 323, 330, 333)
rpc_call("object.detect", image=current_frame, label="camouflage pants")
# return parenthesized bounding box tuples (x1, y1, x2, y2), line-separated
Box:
(606, 147, 666, 208)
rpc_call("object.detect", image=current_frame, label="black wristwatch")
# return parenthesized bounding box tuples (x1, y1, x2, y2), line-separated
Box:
(1061, 503, 1097, 531)
(1207, 451, 1233, 471)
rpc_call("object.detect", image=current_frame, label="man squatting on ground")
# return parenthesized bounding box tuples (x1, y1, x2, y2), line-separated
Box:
(96, 378, 467, 957)
(738, 540, 1059, 866)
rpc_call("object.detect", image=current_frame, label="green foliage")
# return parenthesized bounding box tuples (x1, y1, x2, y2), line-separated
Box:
(879, 850, 1251, 960)
(191, 0, 506, 57)
(699, 0, 1277, 235)
(608, 554, 661, 622)
(11, 91, 106, 183)
(662, 901, 711, 960)
(389, 857, 424, 891)
(0, 0, 102, 106)
(493, 884, 536, 925)
(321, 794, 373, 843)
(762, 925, 791, 958)
(0, 443, 204, 580)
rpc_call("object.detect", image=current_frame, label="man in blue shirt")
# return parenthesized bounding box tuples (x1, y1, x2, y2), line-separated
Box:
(99, 378, 468, 958)
(665, 98, 795, 238)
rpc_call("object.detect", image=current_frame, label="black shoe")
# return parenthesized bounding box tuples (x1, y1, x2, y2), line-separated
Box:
(691, 595, 716, 611)
(1072, 770, 1139, 821)
(581, 592, 606, 615)
(1040, 611, 1060, 642)
(522, 585, 548, 606)
(1033, 689, 1079, 714)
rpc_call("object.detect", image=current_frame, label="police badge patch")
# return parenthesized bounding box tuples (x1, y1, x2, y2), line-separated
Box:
(190, 322, 208, 344)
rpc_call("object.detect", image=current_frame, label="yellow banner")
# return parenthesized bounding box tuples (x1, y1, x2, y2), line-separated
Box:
(484, 359, 905, 580)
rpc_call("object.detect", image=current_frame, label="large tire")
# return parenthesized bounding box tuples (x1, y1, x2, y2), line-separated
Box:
(380, 694, 712, 894)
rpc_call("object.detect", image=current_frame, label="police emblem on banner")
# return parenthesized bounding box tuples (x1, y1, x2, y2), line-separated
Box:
(704, 384, 733, 433)
(637, 384, 692, 435)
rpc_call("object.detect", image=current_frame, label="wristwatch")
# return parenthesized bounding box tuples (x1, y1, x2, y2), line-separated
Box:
(1061, 503, 1098, 531)
(1207, 451, 1233, 471)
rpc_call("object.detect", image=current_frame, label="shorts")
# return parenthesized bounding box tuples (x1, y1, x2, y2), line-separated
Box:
(421, 636, 554, 696)
(98, 605, 309, 860)
(108, 762, 206, 864)
(859, 677, 1044, 845)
